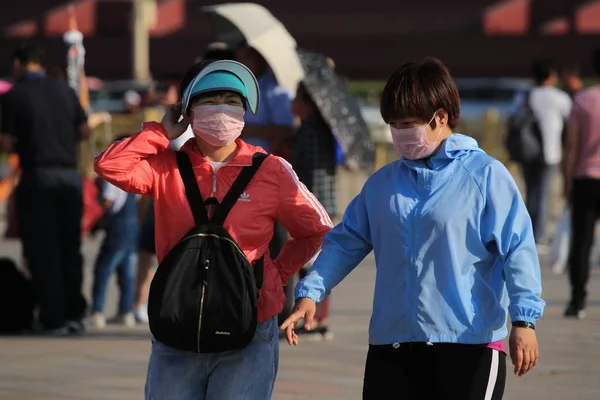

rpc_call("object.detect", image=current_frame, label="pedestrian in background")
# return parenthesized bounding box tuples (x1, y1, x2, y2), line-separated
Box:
(90, 135, 140, 329)
(289, 81, 338, 339)
(515, 59, 571, 249)
(0, 44, 90, 335)
(562, 48, 600, 319)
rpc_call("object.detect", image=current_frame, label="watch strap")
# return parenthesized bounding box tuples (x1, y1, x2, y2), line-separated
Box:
(512, 320, 535, 330)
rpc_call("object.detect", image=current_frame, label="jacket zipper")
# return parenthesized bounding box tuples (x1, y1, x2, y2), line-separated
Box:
(204, 163, 248, 216)
(410, 166, 429, 341)
(409, 207, 416, 341)
(197, 259, 209, 352)
(409, 167, 428, 341)
(211, 170, 217, 196)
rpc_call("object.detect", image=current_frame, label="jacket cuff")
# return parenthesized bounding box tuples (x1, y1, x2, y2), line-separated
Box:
(510, 315, 537, 325)
(295, 287, 322, 303)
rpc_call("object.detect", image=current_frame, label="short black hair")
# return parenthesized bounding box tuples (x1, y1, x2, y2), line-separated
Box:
(296, 82, 316, 108)
(296, 82, 312, 102)
(13, 44, 44, 65)
(532, 59, 556, 84)
(380, 57, 460, 129)
(203, 48, 236, 62)
(592, 48, 600, 77)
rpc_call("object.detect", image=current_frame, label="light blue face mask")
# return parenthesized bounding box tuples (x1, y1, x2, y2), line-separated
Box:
(181, 60, 260, 116)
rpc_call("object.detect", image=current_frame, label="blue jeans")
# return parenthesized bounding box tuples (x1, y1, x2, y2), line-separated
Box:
(92, 245, 136, 315)
(145, 316, 279, 400)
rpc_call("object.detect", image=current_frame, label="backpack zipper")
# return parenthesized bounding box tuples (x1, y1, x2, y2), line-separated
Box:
(175, 233, 249, 263)
(197, 259, 209, 352)
(177, 234, 250, 352)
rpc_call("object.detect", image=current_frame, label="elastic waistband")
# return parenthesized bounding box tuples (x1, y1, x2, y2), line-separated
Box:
(372, 342, 436, 350)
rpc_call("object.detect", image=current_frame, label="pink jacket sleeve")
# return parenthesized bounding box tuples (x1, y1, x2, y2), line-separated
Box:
(94, 122, 170, 195)
(272, 157, 333, 285)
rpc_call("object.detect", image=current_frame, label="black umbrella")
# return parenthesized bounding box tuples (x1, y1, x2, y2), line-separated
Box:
(297, 49, 375, 171)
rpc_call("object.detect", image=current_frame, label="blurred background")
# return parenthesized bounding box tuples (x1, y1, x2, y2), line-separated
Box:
(1, 0, 597, 278)
(1, 0, 599, 169)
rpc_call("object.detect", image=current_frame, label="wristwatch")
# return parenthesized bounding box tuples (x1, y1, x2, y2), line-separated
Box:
(512, 320, 535, 330)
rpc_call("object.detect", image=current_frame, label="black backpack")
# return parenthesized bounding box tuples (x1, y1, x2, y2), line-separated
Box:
(148, 151, 267, 353)
(505, 90, 544, 164)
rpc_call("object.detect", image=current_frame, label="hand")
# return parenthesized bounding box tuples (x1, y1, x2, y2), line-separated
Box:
(279, 297, 317, 346)
(509, 326, 539, 377)
(161, 103, 189, 140)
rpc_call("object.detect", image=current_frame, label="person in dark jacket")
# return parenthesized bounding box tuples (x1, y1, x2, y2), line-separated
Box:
(0, 44, 90, 335)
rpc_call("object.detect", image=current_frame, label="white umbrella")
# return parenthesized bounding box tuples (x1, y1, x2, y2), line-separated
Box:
(202, 2, 304, 94)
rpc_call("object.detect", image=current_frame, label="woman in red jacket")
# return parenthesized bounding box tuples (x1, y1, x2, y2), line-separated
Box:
(94, 60, 332, 399)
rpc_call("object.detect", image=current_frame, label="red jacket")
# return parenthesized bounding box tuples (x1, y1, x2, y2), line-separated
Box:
(94, 122, 332, 322)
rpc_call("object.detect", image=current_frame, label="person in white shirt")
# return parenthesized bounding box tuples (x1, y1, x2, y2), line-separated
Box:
(513, 59, 572, 247)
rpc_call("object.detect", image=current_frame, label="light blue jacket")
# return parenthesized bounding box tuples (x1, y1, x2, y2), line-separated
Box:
(295, 134, 545, 345)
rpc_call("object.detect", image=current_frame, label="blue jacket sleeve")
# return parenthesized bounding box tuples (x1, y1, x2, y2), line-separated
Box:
(481, 160, 545, 324)
(295, 186, 373, 303)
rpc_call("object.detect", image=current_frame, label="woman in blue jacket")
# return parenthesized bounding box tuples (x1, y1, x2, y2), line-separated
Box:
(281, 58, 545, 400)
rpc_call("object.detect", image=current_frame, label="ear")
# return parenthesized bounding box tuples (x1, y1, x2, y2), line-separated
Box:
(436, 108, 449, 127)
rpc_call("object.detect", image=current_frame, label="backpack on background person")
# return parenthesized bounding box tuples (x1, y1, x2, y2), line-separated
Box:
(505, 90, 544, 164)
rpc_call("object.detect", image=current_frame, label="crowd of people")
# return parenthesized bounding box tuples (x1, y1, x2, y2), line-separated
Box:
(0, 37, 599, 399)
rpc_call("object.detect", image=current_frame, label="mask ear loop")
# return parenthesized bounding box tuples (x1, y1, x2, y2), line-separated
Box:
(428, 111, 444, 145)
(427, 111, 437, 126)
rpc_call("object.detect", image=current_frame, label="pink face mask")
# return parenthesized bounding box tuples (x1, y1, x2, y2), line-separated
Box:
(390, 113, 442, 160)
(191, 104, 245, 147)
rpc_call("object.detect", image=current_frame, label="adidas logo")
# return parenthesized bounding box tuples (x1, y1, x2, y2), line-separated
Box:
(238, 192, 251, 202)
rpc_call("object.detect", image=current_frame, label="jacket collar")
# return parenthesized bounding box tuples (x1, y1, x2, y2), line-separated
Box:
(401, 134, 482, 171)
(181, 138, 262, 167)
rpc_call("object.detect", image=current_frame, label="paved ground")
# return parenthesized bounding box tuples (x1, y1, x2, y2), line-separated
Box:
(1, 234, 600, 400)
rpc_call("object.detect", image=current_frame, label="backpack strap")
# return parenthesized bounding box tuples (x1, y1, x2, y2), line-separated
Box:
(176, 151, 210, 226)
(210, 152, 268, 226)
